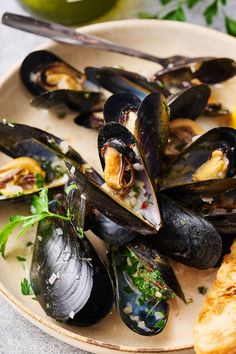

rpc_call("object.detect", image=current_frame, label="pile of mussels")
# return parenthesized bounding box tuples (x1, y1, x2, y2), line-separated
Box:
(0, 50, 236, 335)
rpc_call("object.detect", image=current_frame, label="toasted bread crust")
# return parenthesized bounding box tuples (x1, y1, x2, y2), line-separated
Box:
(194, 239, 236, 354)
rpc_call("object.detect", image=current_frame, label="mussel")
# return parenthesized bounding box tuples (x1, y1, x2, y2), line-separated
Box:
(153, 194, 222, 269)
(30, 198, 114, 325)
(103, 92, 169, 181)
(97, 122, 161, 232)
(160, 127, 236, 189)
(152, 58, 236, 93)
(0, 120, 102, 201)
(20, 50, 105, 121)
(111, 245, 169, 336)
(85, 66, 164, 100)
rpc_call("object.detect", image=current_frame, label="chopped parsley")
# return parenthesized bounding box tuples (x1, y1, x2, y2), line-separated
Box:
(35, 173, 45, 188)
(26, 241, 33, 247)
(154, 319, 165, 330)
(65, 182, 78, 195)
(21, 278, 33, 296)
(77, 226, 84, 239)
(16, 256, 26, 262)
(198, 286, 208, 295)
(187, 297, 194, 304)
(126, 249, 175, 302)
(0, 188, 71, 257)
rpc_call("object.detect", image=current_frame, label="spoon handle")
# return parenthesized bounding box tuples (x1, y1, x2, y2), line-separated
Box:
(2, 13, 213, 68)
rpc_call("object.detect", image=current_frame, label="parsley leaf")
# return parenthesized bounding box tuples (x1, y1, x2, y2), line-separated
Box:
(65, 182, 78, 195)
(77, 226, 84, 239)
(0, 188, 71, 257)
(162, 7, 186, 22)
(21, 278, 33, 296)
(221, 0, 227, 4)
(187, 0, 200, 8)
(203, 0, 218, 25)
(35, 173, 45, 188)
(225, 16, 236, 37)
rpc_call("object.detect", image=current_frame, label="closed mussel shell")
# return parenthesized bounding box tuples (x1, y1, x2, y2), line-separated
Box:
(30, 200, 114, 325)
(154, 194, 222, 269)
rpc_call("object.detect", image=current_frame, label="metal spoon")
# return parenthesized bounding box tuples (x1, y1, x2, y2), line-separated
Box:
(2, 12, 214, 68)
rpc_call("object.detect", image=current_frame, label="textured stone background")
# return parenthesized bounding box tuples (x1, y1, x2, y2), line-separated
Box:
(0, 0, 235, 353)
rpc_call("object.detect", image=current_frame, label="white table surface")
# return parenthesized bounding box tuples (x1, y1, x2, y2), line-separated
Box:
(0, 0, 235, 353)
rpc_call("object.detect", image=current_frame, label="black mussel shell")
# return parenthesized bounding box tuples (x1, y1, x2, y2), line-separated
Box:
(91, 213, 138, 245)
(129, 239, 186, 302)
(154, 194, 222, 269)
(97, 123, 161, 231)
(30, 200, 113, 325)
(112, 246, 169, 336)
(66, 161, 156, 235)
(31, 90, 104, 114)
(194, 58, 236, 84)
(206, 212, 236, 235)
(74, 110, 104, 130)
(153, 58, 236, 91)
(163, 178, 236, 210)
(20, 50, 84, 96)
(65, 181, 98, 231)
(135, 92, 169, 181)
(0, 121, 103, 184)
(85, 66, 164, 100)
(103, 93, 141, 126)
(167, 84, 210, 120)
(160, 127, 236, 189)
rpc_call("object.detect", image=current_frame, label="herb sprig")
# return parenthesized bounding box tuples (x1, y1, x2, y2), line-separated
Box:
(139, 0, 236, 37)
(0, 188, 71, 257)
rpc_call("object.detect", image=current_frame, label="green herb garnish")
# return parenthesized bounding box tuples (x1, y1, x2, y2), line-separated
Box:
(138, 0, 236, 37)
(0, 188, 71, 257)
(16, 256, 26, 262)
(65, 182, 78, 195)
(21, 278, 33, 296)
(127, 249, 175, 302)
(26, 241, 33, 247)
(35, 173, 45, 188)
(198, 286, 208, 295)
(154, 319, 166, 329)
(77, 226, 84, 239)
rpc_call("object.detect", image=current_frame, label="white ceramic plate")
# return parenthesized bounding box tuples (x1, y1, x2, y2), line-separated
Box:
(0, 20, 236, 354)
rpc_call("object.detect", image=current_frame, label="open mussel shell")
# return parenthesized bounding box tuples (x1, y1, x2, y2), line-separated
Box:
(20, 50, 85, 96)
(128, 239, 186, 302)
(0, 121, 103, 184)
(154, 194, 222, 269)
(111, 246, 169, 336)
(103, 92, 170, 181)
(153, 58, 236, 91)
(31, 90, 104, 114)
(66, 161, 156, 235)
(85, 66, 164, 100)
(167, 84, 210, 120)
(160, 127, 236, 189)
(103, 93, 141, 126)
(98, 122, 161, 232)
(30, 200, 113, 325)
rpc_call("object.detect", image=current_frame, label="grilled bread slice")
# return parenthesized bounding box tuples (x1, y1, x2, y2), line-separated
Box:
(194, 239, 236, 354)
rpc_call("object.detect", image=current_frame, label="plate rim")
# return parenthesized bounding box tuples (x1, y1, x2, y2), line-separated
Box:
(0, 18, 235, 354)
